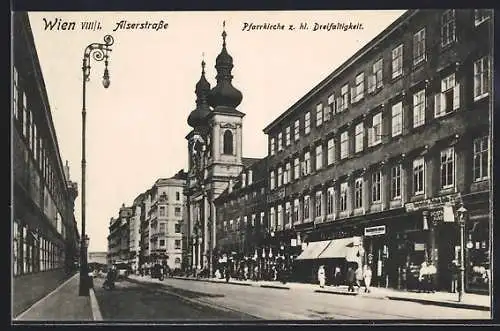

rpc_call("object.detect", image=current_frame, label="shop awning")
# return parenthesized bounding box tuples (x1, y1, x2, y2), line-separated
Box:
(295, 240, 331, 260)
(318, 236, 362, 262)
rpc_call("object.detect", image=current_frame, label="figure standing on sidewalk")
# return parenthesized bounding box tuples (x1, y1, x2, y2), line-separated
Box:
(363, 264, 373, 293)
(317, 265, 326, 288)
(450, 259, 459, 293)
(355, 264, 364, 291)
(347, 266, 356, 292)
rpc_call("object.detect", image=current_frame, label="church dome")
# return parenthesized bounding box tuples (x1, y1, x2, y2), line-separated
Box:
(208, 25, 243, 109)
(187, 60, 212, 129)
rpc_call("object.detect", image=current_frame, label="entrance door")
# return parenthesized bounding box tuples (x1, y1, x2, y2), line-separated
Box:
(437, 223, 456, 291)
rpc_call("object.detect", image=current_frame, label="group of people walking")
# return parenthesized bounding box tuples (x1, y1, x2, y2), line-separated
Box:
(317, 264, 373, 293)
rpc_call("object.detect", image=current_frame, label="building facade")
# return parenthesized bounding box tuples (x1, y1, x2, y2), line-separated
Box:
(262, 9, 491, 293)
(213, 158, 269, 275)
(106, 204, 132, 264)
(147, 174, 187, 270)
(128, 193, 144, 272)
(12, 12, 81, 316)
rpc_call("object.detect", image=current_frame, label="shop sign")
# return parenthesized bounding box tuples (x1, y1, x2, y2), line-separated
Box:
(267, 187, 285, 203)
(414, 243, 425, 251)
(364, 225, 386, 237)
(405, 193, 461, 212)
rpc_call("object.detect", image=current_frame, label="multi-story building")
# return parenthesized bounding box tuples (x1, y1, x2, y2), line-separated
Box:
(262, 9, 491, 293)
(106, 204, 132, 264)
(148, 173, 187, 270)
(139, 189, 153, 267)
(12, 12, 80, 316)
(128, 193, 144, 272)
(213, 158, 268, 265)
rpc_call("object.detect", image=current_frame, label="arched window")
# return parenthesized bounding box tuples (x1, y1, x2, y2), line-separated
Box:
(223, 130, 234, 155)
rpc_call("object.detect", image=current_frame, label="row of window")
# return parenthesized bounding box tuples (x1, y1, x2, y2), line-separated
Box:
(221, 212, 266, 233)
(269, 60, 489, 189)
(266, 139, 489, 230)
(158, 206, 183, 217)
(152, 222, 183, 234)
(155, 239, 182, 249)
(268, 10, 490, 156)
(13, 220, 65, 276)
(222, 186, 266, 207)
(13, 66, 69, 224)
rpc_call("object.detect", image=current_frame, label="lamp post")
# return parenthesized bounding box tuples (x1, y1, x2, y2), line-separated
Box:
(79, 35, 114, 296)
(457, 204, 467, 302)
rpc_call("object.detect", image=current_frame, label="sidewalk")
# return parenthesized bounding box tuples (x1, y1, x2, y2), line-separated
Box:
(14, 273, 94, 321)
(161, 275, 490, 311)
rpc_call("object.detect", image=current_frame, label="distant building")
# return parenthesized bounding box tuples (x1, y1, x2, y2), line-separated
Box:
(88, 251, 107, 265)
(12, 12, 80, 317)
(129, 193, 144, 272)
(107, 204, 132, 264)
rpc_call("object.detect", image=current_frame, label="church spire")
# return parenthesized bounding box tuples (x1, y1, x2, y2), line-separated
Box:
(208, 21, 243, 109)
(187, 56, 212, 129)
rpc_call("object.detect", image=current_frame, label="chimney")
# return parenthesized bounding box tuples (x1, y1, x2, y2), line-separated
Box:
(241, 173, 246, 188)
(248, 170, 253, 185)
(64, 160, 70, 181)
(228, 179, 233, 193)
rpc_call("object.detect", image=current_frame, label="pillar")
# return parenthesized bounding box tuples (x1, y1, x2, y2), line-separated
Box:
(400, 160, 408, 205)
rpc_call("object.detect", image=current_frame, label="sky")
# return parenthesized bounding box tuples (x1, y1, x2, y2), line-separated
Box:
(27, 10, 406, 253)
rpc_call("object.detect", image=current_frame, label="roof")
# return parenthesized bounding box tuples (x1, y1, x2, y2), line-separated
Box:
(242, 157, 261, 169)
(263, 9, 415, 134)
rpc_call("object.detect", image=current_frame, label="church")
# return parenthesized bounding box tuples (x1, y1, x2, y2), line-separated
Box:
(184, 23, 268, 276)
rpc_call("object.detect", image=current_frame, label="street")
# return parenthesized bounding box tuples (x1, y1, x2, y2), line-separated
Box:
(92, 276, 490, 320)
(92, 276, 258, 321)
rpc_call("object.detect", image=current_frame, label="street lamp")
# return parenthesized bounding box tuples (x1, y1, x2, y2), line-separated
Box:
(457, 204, 467, 302)
(79, 35, 114, 296)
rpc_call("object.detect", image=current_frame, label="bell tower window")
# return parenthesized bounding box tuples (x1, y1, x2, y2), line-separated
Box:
(223, 129, 234, 155)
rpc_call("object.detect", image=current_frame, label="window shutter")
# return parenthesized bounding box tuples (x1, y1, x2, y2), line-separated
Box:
(434, 93, 442, 117)
(441, 92, 447, 113)
(368, 75, 375, 93)
(453, 83, 460, 110)
(368, 127, 373, 146)
(351, 86, 356, 103)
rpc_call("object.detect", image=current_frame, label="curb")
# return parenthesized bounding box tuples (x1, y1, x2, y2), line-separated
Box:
(314, 289, 358, 296)
(89, 288, 103, 321)
(260, 284, 290, 290)
(386, 296, 490, 311)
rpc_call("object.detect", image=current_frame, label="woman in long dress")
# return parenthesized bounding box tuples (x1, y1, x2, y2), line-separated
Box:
(318, 265, 326, 288)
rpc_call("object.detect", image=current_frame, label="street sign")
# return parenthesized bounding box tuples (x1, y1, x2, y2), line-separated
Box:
(364, 225, 386, 237)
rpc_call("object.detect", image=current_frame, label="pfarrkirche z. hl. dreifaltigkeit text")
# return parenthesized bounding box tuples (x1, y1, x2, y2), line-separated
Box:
(313, 22, 364, 31)
(113, 20, 168, 31)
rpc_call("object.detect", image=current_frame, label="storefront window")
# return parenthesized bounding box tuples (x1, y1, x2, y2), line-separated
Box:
(467, 221, 489, 292)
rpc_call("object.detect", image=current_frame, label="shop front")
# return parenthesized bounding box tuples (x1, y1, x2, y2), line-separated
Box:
(404, 193, 463, 292)
(462, 192, 490, 294)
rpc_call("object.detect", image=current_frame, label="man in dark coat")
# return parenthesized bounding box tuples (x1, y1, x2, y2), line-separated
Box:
(346, 266, 356, 292)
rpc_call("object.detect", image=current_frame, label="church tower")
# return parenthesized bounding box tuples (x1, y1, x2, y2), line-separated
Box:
(185, 22, 246, 272)
(206, 21, 245, 179)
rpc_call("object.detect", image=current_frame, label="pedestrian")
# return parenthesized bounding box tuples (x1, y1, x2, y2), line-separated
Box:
(317, 265, 326, 288)
(244, 264, 249, 280)
(363, 264, 373, 293)
(355, 264, 364, 291)
(334, 266, 342, 286)
(254, 265, 259, 281)
(450, 260, 459, 293)
(346, 266, 356, 292)
(427, 262, 437, 293)
(418, 260, 429, 293)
